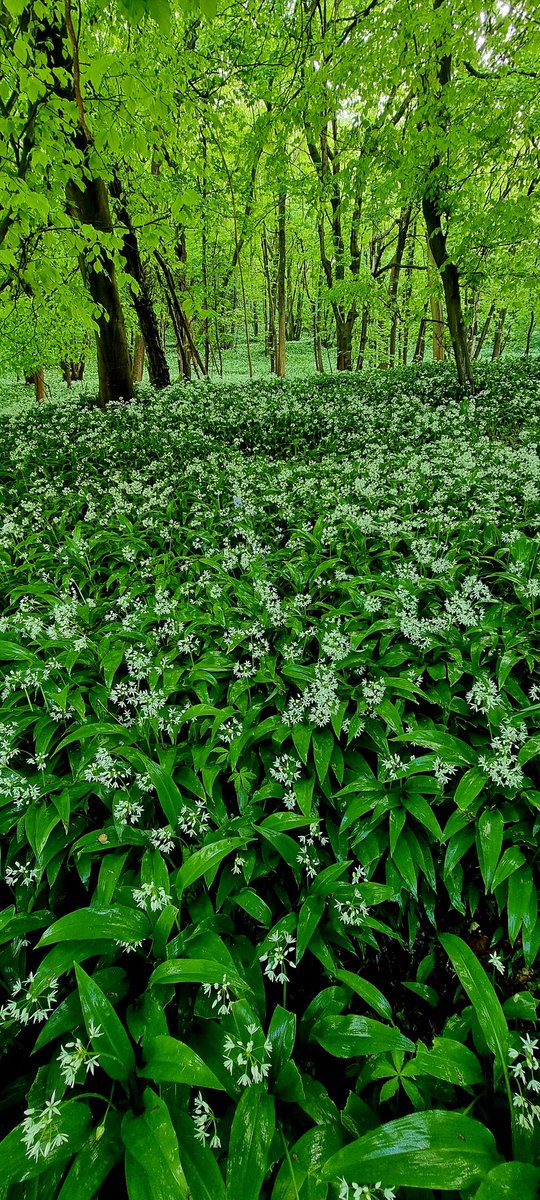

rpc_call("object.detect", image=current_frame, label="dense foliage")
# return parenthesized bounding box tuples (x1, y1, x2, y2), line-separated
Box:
(0, 359, 538, 1197)
(0, 0, 539, 398)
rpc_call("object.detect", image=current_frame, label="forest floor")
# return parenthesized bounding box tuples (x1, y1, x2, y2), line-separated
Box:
(0, 358, 538, 1196)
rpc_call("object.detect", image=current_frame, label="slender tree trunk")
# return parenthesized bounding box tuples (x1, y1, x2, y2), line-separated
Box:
(356, 305, 370, 370)
(467, 290, 480, 356)
(413, 309, 428, 362)
(421, 0, 473, 387)
(275, 188, 286, 377)
(261, 232, 276, 372)
(253, 301, 259, 340)
(491, 307, 507, 359)
(133, 333, 145, 382)
(33, 367, 45, 401)
(388, 206, 412, 365)
(424, 198, 472, 380)
(473, 302, 495, 360)
(525, 310, 535, 355)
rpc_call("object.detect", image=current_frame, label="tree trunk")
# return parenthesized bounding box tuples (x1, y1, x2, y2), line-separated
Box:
(34, 367, 45, 401)
(67, 176, 133, 406)
(336, 320, 353, 371)
(61, 361, 72, 387)
(110, 183, 171, 390)
(420, 0, 473, 387)
(133, 333, 145, 382)
(388, 206, 412, 365)
(356, 305, 370, 370)
(423, 197, 472, 383)
(491, 307, 507, 359)
(473, 303, 495, 360)
(275, 188, 286, 377)
(413, 309, 428, 362)
(525, 310, 535, 355)
(261, 232, 276, 372)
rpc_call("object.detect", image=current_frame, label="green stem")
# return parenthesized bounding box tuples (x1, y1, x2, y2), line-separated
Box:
(280, 1126, 300, 1200)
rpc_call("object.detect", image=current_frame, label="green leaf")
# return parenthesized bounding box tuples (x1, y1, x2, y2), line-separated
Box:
(334, 970, 393, 1022)
(122, 1089, 188, 1200)
(149, 958, 248, 993)
(454, 767, 487, 810)
(140, 1035, 225, 1089)
(0, 1103, 91, 1185)
(476, 808, 504, 889)
(439, 934, 509, 1070)
(311, 1014, 414, 1057)
(312, 728, 334, 783)
(413, 1038, 484, 1086)
(473, 1161, 540, 1199)
(233, 887, 273, 926)
(291, 724, 311, 765)
(491, 846, 526, 892)
(174, 1111, 225, 1200)
(176, 838, 247, 896)
(296, 894, 324, 962)
(38, 906, 150, 946)
(57, 1114, 123, 1200)
(268, 1005, 296, 1078)
(225, 1086, 275, 1200)
(76, 965, 135, 1082)
(321, 1111, 501, 1190)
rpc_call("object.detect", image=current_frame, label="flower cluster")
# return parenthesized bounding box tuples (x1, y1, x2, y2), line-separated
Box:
(223, 1024, 272, 1087)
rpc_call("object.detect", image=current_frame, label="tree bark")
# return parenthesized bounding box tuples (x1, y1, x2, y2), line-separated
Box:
(110, 182, 170, 390)
(66, 175, 133, 406)
(491, 307, 507, 359)
(356, 305, 370, 371)
(421, 0, 473, 387)
(413, 309, 428, 362)
(133, 333, 145, 382)
(33, 367, 45, 401)
(275, 187, 286, 377)
(388, 206, 412, 365)
(473, 302, 495, 360)
(336, 315, 354, 371)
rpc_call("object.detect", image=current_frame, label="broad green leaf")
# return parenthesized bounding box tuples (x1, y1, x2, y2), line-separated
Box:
(312, 728, 334, 783)
(334, 970, 393, 1022)
(122, 1089, 188, 1200)
(176, 838, 247, 895)
(476, 808, 504, 889)
(140, 1035, 225, 1089)
(413, 1038, 484, 1086)
(57, 1114, 123, 1199)
(76, 965, 135, 1082)
(0, 1103, 91, 1185)
(225, 1086, 275, 1200)
(174, 1111, 225, 1200)
(439, 934, 509, 1070)
(38, 906, 150, 946)
(149, 958, 248, 993)
(454, 768, 488, 810)
(322, 1111, 501, 1190)
(473, 1161, 540, 1199)
(311, 1014, 414, 1057)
